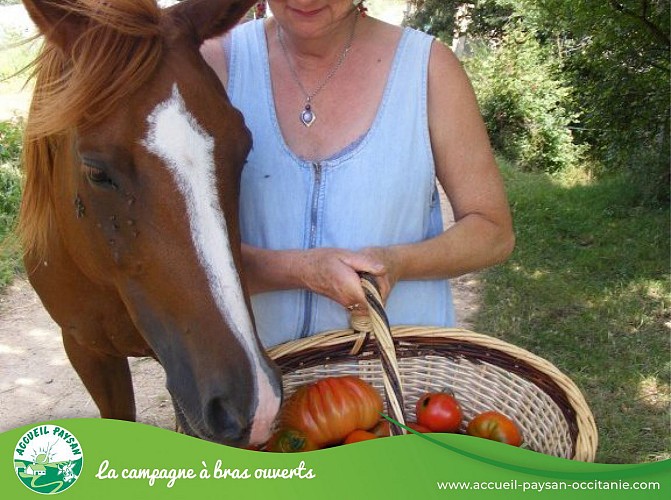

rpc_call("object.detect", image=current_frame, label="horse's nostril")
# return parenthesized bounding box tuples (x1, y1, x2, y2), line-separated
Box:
(205, 397, 247, 441)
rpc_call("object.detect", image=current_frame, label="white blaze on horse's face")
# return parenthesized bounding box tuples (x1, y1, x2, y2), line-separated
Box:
(142, 84, 280, 444)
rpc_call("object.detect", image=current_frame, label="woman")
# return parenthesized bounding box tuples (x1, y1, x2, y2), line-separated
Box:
(201, 0, 514, 347)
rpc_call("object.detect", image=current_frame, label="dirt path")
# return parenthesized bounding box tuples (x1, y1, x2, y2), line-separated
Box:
(0, 272, 480, 434)
(0, 278, 176, 432)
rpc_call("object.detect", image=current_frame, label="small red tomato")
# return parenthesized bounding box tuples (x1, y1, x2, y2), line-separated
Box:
(466, 411, 523, 447)
(343, 429, 378, 444)
(406, 421, 432, 433)
(415, 392, 463, 432)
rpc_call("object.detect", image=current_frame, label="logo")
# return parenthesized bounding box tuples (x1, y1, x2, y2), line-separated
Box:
(13, 425, 83, 494)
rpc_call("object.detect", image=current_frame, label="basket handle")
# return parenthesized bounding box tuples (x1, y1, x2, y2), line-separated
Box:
(351, 273, 407, 435)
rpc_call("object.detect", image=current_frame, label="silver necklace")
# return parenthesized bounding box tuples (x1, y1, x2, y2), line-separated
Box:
(277, 14, 358, 128)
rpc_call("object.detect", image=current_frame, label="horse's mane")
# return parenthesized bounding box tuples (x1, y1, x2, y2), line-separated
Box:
(20, 0, 164, 261)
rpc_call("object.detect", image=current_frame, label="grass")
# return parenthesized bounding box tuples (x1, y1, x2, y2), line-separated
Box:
(474, 161, 670, 463)
(0, 28, 38, 95)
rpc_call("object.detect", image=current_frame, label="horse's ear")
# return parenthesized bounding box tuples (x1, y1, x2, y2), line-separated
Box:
(169, 0, 257, 44)
(22, 0, 87, 53)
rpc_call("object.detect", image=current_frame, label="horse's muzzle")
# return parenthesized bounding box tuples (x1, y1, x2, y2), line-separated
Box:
(204, 395, 249, 442)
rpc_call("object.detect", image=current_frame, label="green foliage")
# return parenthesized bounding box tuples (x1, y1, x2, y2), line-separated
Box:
(407, 0, 670, 205)
(513, 0, 670, 205)
(0, 117, 23, 288)
(408, 1, 586, 173)
(464, 27, 585, 172)
(405, 0, 455, 41)
(0, 116, 22, 165)
(405, 0, 512, 41)
(476, 162, 670, 463)
(0, 159, 20, 231)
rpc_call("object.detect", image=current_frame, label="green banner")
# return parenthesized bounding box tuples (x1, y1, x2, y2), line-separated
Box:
(1, 419, 668, 499)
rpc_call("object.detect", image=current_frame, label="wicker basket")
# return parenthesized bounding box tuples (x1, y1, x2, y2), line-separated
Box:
(268, 274, 598, 461)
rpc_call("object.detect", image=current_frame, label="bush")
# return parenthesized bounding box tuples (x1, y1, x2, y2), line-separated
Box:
(0, 159, 21, 236)
(0, 118, 23, 287)
(512, 0, 670, 205)
(1, 118, 23, 226)
(0, 116, 23, 164)
(0, 118, 23, 233)
(405, 0, 513, 42)
(463, 26, 585, 173)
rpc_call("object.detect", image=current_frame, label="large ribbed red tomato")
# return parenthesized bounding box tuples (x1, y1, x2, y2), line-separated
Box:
(279, 376, 383, 449)
(415, 392, 463, 432)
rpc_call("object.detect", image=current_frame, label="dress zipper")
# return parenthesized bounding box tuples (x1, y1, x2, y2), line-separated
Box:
(299, 162, 322, 338)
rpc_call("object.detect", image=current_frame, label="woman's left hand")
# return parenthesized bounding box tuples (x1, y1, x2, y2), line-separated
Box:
(357, 246, 401, 304)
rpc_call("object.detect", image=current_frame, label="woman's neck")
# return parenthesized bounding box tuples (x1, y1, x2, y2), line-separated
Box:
(270, 10, 360, 70)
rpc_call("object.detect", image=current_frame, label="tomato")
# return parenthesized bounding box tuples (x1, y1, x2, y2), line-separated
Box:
(371, 419, 431, 436)
(466, 411, 523, 447)
(343, 430, 378, 444)
(279, 376, 383, 449)
(370, 420, 391, 437)
(266, 428, 317, 453)
(406, 421, 432, 433)
(415, 392, 463, 432)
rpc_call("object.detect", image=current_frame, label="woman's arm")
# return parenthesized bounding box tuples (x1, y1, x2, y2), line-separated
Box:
(364, 41, 514, 294)
(241, 245, 385, 312)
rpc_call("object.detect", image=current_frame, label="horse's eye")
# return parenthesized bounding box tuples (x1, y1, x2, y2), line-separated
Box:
(83, 164, 116, 189)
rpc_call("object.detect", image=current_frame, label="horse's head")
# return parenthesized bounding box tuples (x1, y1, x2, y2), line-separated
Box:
(22, 0, 281, 446)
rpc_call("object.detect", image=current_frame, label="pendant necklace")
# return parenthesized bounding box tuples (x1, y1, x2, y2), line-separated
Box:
(277, 13, 358, 128)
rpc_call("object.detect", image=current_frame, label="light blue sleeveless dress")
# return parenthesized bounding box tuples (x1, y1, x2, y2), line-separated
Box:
(227, 20, 455, 347)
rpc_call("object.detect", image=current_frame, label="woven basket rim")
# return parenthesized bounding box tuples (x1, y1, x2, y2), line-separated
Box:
(269, 325, 598, 462)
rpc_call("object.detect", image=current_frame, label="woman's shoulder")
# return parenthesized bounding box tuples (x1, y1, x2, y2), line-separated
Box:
(368, 19, 444, 67)
(369, 18, 453, 70)
(426, 34, 469, 92)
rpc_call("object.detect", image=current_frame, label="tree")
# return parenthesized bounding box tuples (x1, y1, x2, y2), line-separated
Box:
(516, 0, 670, 202)
(407, 0, 670, 203)
(405, 0, 513, 43)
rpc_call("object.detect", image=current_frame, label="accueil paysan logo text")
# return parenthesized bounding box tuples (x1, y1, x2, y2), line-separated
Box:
(13, 424, 83, 494)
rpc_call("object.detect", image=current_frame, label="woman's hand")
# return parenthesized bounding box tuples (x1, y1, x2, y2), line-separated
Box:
(242, 244, 399, 315)
(241, 244, 400, 315)
(357, 246, 401, 304)
(294, 248, 386, 316)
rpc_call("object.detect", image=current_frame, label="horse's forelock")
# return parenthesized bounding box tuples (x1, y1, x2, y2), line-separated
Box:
(69, 0, 163, 37)
(20, 0, 164, 260)
(27, 0, 164, 137)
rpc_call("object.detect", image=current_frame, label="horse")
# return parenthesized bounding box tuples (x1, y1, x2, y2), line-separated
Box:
(18, 0, 282, 447)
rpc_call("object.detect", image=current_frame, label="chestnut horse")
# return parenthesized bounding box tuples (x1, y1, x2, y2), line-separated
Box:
(18, 0, 281, 446)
